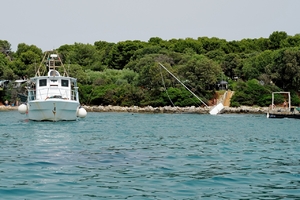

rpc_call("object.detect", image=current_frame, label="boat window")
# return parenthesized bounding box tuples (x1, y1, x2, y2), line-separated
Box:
(61, 79, 69, 87)
(39, 79, 47, 87)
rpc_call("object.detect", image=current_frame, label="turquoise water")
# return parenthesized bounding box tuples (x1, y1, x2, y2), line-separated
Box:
(0, 111, 300, 199)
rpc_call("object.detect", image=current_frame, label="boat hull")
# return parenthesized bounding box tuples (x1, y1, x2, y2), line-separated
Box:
(267, 112, 300, 119)
(209, 103, 224, 115)
(27, 99, 80, 121)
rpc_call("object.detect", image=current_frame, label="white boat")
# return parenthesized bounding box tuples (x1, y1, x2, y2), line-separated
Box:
(18, 51, 87, 121)
(158, 63, 224, 115)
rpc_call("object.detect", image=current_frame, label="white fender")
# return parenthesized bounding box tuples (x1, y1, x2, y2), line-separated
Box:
(77, 107, 87, 118)
(18, 104, 27, 114)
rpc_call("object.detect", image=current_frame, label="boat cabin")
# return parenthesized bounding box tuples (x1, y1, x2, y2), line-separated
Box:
(28, 70, 77, 101)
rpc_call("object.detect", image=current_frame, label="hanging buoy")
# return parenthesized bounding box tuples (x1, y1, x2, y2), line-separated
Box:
(18, 104, 27, 114)
(77, 107, 87, 118)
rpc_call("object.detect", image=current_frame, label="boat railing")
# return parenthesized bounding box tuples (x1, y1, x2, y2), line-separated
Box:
(71, 90, 77, 101)
(27, 89, 36, 101)
(28, 88, 77, 101)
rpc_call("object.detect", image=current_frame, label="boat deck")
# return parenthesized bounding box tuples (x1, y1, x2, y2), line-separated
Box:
(268, 107, 300, 119)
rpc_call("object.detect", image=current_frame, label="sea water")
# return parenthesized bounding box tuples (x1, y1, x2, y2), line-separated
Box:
(0, 110, 299, 199)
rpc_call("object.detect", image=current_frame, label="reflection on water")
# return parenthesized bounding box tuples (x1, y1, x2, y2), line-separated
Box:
(0, 111, 300, 199)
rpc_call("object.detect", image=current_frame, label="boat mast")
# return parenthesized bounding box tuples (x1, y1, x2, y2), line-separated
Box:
(158, 62, 208, 107)
(35, 50, 69, 77)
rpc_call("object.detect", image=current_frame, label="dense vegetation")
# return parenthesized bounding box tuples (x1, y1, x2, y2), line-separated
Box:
(1, 31, 300, 107)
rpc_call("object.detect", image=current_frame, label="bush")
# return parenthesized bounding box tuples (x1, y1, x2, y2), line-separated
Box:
(230, 101, 240, 107)
(230, 79, 280, 107)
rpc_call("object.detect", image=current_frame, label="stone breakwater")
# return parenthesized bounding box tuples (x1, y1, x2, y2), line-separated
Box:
(0, 105, 269, 114)
(83, 105, 269, 114)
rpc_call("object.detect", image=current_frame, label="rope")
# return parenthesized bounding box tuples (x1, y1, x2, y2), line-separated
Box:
(158, 63, 208, 107)
(160, 66, 175, 107)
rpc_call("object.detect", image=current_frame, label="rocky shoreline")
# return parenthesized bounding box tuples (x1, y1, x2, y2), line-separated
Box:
(0, 105, 269, 114)
(82, 105, 269, 114)
(0, 105, 19, 111)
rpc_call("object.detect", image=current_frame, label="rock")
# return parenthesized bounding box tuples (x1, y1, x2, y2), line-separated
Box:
(0, 105, 18, 111)
(0, 104, 269, 114)
(81, 105, 269, 114)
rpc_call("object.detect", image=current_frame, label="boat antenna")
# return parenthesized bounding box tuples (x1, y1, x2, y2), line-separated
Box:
(158, 62, 208, 107)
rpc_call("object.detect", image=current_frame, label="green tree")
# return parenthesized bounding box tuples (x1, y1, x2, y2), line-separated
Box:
(15, 43, 42, 58)
(148, 37, 164, 45)
(281, 34, 300, 48)
(57, 44, 74, 63)
(269, 31, 288, 50)
(0, 55, 14, 80)
(107, 40, 146, 69)
(0, 53, 9, 78)
(172, 38, 204, 54)
(179, 54, 222, 91)
(260, 38, 271, 51)
(224, 40, 241, 53)
(242, 50, 273, 80)
(0, 40, 12, 60)
(11, 44, 43, 78)
(67, 64, 89, 84)
(198, 37, 227, 53)
(205, 49, 226, 62)
(231, 79, 276, 107)
(221, 53, 243, 79)
(138, 61, 161, 89)
(68, 43, 99, 69)
(94, 40, 114, 67)
(271, 48, 300, 90)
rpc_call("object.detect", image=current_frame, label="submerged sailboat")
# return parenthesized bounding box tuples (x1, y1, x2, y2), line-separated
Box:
(158, 63, 224, 115)
(18, 51, 87, 121)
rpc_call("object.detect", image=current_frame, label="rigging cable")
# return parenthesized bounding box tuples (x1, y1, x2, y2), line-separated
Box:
(159, 65, 175, 107)
(158, 63, 208, 107)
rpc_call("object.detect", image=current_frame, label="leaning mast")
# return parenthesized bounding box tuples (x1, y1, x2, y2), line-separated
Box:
(158, 62, 208, 107)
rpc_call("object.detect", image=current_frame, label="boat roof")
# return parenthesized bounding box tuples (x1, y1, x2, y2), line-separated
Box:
(30, 75, 77, 82)
(15, 79, 27, 83)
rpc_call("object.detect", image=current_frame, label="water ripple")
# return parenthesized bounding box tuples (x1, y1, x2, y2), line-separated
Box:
(0, 111, 300, 199)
